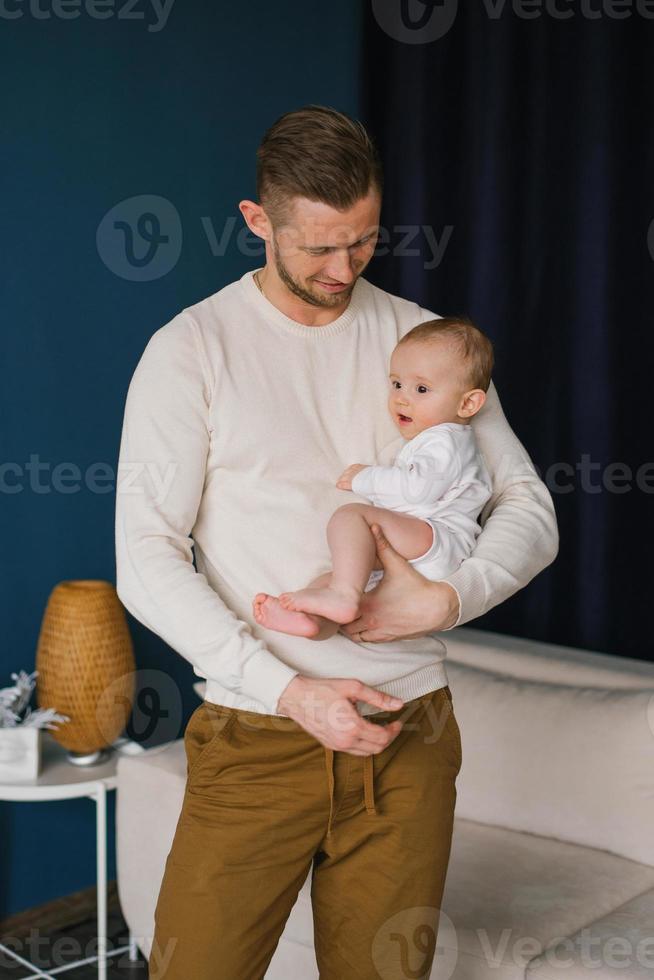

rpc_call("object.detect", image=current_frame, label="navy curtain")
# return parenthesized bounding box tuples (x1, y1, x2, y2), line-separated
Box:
(362, 3, 653, 661)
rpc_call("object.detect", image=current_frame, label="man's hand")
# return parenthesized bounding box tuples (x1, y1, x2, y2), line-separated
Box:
(336, 463, 369, 491)
(277, 675, 405, 755)
(340, 523, 461, 642)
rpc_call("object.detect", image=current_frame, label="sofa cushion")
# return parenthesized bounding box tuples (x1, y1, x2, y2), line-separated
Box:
(446, 660, 654, 866)
(441, 818, 654, 980)
(526, 886, 654, 980)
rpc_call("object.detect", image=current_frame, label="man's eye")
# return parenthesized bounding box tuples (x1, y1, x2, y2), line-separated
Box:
(307, 248, 329, 256)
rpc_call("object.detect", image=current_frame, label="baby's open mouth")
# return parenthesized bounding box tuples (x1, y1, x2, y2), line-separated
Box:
(398, 414, 413, 423)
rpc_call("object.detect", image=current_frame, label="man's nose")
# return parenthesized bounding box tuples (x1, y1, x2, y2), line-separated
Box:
(323, 249, 356, 283)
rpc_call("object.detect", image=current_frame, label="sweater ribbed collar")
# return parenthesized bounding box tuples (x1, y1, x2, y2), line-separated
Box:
(241, 267, 365, 339)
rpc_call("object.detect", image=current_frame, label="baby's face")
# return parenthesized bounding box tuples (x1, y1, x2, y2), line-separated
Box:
(387, 338, 470, 439)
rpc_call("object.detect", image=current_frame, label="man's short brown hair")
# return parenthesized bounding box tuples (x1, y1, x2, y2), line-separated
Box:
(398, 316, 495, 392)
(256, 105, 383, 226)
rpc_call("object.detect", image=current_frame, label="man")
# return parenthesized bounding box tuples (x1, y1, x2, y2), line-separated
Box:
(115, 105, 558, 979)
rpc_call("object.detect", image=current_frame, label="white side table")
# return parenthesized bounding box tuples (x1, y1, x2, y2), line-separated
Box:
(0, 732, 145, 979)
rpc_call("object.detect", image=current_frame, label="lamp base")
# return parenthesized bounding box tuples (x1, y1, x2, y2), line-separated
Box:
(66, 747, 113, 766)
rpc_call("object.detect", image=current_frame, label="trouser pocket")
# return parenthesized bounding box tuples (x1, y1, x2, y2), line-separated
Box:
(184, 702, 237, 781)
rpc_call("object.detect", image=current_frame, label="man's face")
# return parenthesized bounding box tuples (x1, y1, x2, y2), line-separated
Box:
(268, 189, 381, 309)
(388, 339, 469, 438)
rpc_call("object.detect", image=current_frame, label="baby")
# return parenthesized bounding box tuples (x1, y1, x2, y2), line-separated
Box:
(253, 316, 493, 641)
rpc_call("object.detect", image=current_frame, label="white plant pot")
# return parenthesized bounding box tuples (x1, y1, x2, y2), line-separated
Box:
(0, 727, 42, 782)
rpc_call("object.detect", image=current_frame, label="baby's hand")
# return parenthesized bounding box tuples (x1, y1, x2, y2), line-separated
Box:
(336, 464, 369, 490)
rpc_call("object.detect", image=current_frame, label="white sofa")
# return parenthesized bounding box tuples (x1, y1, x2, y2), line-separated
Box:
(116, 627, 654, 980)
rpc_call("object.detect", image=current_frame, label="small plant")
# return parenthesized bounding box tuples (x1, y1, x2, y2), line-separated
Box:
(0, 670, 69, 730)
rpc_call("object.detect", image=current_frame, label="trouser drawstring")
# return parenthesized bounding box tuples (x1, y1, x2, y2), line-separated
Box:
(363, 753, 377, 817)
(324, 747, 335, 838)
(324, 747, 377, 839)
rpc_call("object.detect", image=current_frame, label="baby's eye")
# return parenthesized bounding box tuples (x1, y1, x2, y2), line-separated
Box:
(416, 385, 429, 394)
(391, 380, 401, 389)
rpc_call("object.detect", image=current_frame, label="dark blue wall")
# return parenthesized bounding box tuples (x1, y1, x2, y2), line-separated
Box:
(0, 1, 363, 919)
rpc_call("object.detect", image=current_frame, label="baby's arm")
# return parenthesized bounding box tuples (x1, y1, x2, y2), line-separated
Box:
(348, 434, 460, 509)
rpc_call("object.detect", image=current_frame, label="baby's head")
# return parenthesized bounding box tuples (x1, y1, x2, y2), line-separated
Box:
(389, 316, 494, 438)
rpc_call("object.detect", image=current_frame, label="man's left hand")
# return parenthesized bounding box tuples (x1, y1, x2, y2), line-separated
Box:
(340, 523, 461, 642)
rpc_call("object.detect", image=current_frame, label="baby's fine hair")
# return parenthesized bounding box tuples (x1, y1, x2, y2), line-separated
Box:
(398, 316, 494, 392)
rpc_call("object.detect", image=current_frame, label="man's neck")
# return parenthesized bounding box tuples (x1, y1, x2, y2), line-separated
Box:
(256, 267, 354, 327)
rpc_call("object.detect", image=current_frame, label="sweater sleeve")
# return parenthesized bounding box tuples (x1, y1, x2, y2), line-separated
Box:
(351, 434, 460, 508)
(114, 314, 299, 714)
(440, 381, 559, 628)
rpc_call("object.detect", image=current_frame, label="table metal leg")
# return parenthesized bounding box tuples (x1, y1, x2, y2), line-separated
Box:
(95, 782, 107, 980)
(128, 933, 139, 960)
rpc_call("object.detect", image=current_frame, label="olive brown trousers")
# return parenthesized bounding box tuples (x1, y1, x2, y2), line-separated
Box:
(149, 684, 462, 980)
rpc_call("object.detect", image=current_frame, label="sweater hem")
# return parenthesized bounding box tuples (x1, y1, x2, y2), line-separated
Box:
(356, 661, 449, 716)
(202, 660, 449, 718)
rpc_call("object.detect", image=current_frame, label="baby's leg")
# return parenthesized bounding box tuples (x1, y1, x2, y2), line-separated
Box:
(278, 504, 434, 622)
(253, 573, 342, 640)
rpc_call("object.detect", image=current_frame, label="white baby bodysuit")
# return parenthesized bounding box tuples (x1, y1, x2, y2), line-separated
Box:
(351, 422, 493, 590)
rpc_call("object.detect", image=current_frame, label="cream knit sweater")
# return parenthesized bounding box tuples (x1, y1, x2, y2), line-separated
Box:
(115, 269, 558, 716)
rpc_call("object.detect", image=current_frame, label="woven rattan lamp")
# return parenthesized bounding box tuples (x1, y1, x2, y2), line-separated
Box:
(35, 580, 135, 766)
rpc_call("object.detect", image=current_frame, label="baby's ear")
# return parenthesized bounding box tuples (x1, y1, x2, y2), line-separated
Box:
(459, 388, 486, 419)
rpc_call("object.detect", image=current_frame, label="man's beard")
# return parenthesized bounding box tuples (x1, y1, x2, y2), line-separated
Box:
(272, 239, 358, 309)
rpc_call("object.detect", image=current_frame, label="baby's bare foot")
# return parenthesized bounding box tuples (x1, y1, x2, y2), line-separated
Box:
(252, 593, 321, 638)
(277, 586, 360, 624)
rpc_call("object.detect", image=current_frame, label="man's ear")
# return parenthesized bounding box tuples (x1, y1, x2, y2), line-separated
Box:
(458, 388, 486, 419)
(238, 200, 271, 242)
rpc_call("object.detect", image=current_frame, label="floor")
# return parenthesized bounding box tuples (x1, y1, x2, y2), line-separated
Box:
(0, 885, 149, 978)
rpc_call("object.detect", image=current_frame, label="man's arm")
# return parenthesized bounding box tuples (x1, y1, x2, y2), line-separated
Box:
(114, 313, 299, 713)
(440, 380, 559, 628)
